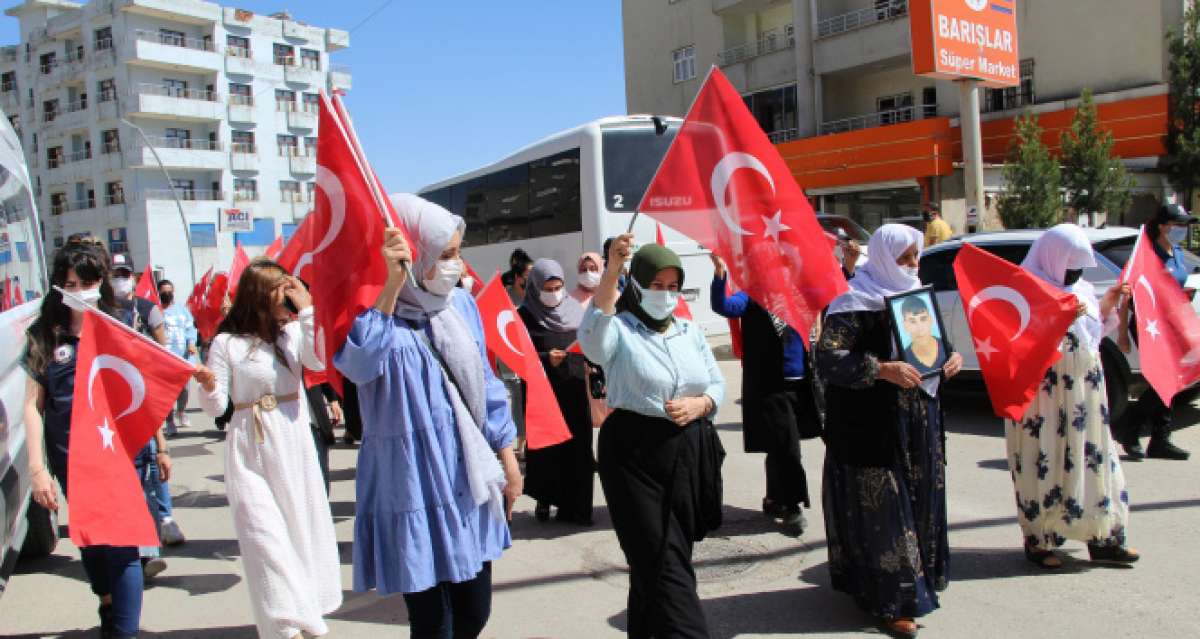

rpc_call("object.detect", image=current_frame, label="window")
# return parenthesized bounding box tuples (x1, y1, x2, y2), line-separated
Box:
(98, 78, 116, 102)
(232, 130, 255, 153)
(602, 125, 679, 212)
(233, 178, 258, 201)
(275, 89, 296, 111)
(983, 59, 1035, 113)
(94, 27, 113, 51)
(743, 84, 798, 139)
(280, 180, 301, 202)
(101, 128, 119, 154)
(158, 28, 186, 47)
(876, 92, 914, 124)
(300, 48, 320, 70)
(273, 43, 295, 66)
(235, 218, 276, 247)
(47, 146, 63, 169)
(303, 136, 316, 157)
(49, 193, 67, 215)
(921, 86, 937, 118)
(226, 34, 250, 58)
(672, 45, 695, 83)
(188, 223, 217, 247)
(277, 134, 299, 156)
(305, 181, 316, 202)
(529, 149, 582, 238)
(163, 78, 188, 97)
(228, 82, 252, 105)
(39, 52, 55, 74)
(165, 127, 192, 149)
(172, 178, 196, 200)
(108, 227, 128, 255)
(302, 92, 319, 113)
(485, 165, 531, 244)
(42, 99, 59, 122)
(1, 71, 14, 92)
(104, 181, 124, 205)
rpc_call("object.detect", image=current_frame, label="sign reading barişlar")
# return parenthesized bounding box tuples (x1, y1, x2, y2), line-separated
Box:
(910, 0, 1021, 88)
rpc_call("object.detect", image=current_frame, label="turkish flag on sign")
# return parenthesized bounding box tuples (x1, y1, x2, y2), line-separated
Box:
(476, 274, 571, 450)
(68, 310, 194, 547)
(1124, 229, 1200, 404)
(134, 265, 160, 307)
(639, 67, 847, 342)
(655, 223, 693, 320)
(954, 243, 1079, 421)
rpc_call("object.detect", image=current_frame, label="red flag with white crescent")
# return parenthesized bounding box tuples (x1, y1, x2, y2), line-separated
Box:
(276, 213, 317, 282)
(954, 243, 1078, 421)
(68, 309, 194, 547)
(134, 265, 160, 307)
(186, 267, 212, 320)
(638, 67, 847, 343)
(475, 274, 571, 450)
(196, 272, 229, 341)
(1124, 229, 1200, 403)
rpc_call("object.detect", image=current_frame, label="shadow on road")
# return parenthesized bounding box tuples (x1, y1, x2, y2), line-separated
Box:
(146, 572, 242, 596)
(5, 628, 259, 639)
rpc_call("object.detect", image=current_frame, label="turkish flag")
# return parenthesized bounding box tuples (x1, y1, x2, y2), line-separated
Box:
(134, 265, 160, 307)
(655, 223, 693, 320)
(639, 68, 847, 342)
(187, 268, 212, 320)
(276, 212, 316, 282)
(1124, 229, 1200, 404)
(954, 243, 1079, 421)
(195, 272, 229, 341)
(68, 310, 194, 547)
(11, 278, 23, 305)
(228, 242, 250, 300)
(1, 276, 9, 311)
(462, 258, 485, 296)
(264, 235, 285, 261)
(476, 274, 571, 450)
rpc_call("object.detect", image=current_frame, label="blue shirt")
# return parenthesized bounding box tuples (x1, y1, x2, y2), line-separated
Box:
(334, 289, 515, 594)
(161, 303, 197, 360)
(578, 305, 724, 420)
(1153, 242, 1191, 288)
(709, 275, 806, 379)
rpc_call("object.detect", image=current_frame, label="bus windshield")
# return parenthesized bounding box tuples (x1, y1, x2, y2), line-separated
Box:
(601, 123, 680, 213)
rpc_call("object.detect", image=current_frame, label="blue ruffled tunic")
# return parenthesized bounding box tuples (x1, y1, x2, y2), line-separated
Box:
(334, 289, 516, 595)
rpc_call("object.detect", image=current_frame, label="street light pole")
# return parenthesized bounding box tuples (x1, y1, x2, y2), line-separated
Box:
(120, 117, 197, 288)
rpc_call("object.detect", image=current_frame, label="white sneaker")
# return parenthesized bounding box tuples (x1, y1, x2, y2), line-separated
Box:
(142, 557, 167, 581)
(160, 519, 186, 546)
(180, 415, 191, 428)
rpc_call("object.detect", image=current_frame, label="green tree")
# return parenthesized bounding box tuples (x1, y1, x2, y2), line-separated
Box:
(1166, 3, 1200, 208)
(1060, 89, 1134, 225)
(998, 112, 1061, 229)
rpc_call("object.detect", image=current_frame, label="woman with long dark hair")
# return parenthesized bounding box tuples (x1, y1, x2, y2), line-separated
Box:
(22, 240, 145, 638)
(193, 258, 341, 639)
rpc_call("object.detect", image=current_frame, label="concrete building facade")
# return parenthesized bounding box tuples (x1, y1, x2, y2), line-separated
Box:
(622, 0, 1184, 233)
(0, 0, 351, 291)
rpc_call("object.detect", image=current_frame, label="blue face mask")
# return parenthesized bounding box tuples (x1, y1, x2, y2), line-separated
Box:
(634, 280, 679, 320)
(1168, 225, 1188, 245)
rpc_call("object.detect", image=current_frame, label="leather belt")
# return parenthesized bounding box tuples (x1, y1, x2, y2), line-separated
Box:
(233, 392, 300, 443)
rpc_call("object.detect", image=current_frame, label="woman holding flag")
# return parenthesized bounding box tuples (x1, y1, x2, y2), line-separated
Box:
(817, 224, 961, 638)
(334, 193, 522, 639)
(22, 240, 146, 639)
(1007, 224, 1139, 569)
(193, 258, 342, 639)
(519, 258, 595, 526)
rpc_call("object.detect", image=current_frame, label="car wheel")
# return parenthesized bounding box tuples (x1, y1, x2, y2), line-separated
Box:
(19, 499, 58, 559)
(1101, 346, 1129, 427)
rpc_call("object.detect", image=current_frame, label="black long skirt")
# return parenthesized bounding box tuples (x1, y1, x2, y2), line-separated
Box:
(598, 409, 710, 639)
(523, 374, 595, 520)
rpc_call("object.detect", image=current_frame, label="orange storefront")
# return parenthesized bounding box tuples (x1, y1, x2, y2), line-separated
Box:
(776, 91, 1169, 231)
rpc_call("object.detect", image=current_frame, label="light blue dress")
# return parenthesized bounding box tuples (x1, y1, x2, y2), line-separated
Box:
(335, 289, 516, 594)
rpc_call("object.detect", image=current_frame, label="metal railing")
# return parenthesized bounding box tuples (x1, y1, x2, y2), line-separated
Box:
(817, 0, 908, 39)
(820, 105, 921, 135)
(70, 198, 96, 211)
(42, 108, 60, 123)
(717, 25, 795, 66)
(65, 149, 92, 163)
(134, 29, 216, 52)
(66, 98, 87, 113)
(275, 100, 298, 112)
(104, 193, 125, 206)
(226, 46, 251, 59)
(280, 191, 307, 203)
(39, 60, 59, 75)
(95, 37, 113, 52)
(141, 136, 222, 151)
(233, 190, 258, 202)
(99, 89, 117, 103)
(135, 83, 219, 102)
(102, 142, 120, 154)
(229, 94, 254, 106)
(231, 142, 257, 154)
(767, 128, 801, 144)
(144, 188, 223, 201)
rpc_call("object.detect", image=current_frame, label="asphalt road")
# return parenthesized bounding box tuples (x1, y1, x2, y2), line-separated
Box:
(2, 361, 1199, 638)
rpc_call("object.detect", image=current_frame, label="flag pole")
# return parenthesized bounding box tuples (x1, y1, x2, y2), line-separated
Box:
(54, 286, 194, 368)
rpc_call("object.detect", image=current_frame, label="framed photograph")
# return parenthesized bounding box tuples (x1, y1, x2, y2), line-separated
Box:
(885, 286, 949, 379)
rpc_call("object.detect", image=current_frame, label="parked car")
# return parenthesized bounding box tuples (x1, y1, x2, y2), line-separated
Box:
(918, 227, 1200, 422)
(0, 110, 55, 600)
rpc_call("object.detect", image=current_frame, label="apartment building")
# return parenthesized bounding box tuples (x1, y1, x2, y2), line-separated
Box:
(0, 0, 351, 291)
(623, 0, 1182, 232)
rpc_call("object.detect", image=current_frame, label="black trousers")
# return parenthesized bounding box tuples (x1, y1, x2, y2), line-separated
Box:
(402, 563, 492, 639)
(1130, 385, 1174, 440)
(598, 410, 710, 639)
(765, 445, 806, 510)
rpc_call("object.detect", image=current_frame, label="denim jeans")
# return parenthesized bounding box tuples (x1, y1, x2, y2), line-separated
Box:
(134, 441, 163, 559)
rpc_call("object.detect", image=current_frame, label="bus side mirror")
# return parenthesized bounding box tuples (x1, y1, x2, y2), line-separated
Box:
(651, 116, 668, 136)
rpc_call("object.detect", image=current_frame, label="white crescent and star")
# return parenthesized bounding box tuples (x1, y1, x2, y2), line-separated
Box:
(295, 165, 346, 276)
(87, 354, 145, 421)
(496, 310, 523, 356)
(967, 285, 1032, 343)
(1135, 276, 1160, 341)
(974, 336, 1000, 362)
(97, 419, 115, 451)
(710, 152, 789, 242)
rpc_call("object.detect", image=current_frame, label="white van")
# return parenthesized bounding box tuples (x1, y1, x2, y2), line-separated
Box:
(0, 108, 54, 597)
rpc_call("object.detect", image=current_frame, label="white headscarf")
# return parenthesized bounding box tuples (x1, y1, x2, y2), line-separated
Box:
(391, 193, 467, 320)
(1020, 223, 1105, 352)
(828, 223, 925, 315)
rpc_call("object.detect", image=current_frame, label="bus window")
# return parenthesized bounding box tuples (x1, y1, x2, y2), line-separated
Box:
(601, 124, 679, 213)
(529, 148, 581, 238)
(424, 186, 451, 211)
(486, 164, 531, 244)
(454, 178, 487, 247)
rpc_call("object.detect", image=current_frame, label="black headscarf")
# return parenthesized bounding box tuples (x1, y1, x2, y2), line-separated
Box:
(615, 243, 684, 333)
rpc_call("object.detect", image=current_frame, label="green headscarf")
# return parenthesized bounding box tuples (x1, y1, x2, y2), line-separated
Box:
(615, 243, 685, 332)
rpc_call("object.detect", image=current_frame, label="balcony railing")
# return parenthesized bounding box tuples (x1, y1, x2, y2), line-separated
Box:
(95, 37, 113, 52)
(104, 193, 125, 206)
(141, 136, 223, 151)
(134, 29, 216, 53)
(135, 83, 219, 102)
(817, 0, 908, 39)
(275, 100, 298, 112)
(233, 190, 258, 202)
(767, 129, 801, 144)
(102, 142, 121, 154)
(226, 45, 251, 59)
(144, 188, 224, 201)
(42, 109, 60, 123)
(70, 198, 96, 211)
(65, 149, 92, 163)
(99, 89, 117, 103)
(66, 98, 88, 113)
(231, 142, 257, 154)
(717, 25, 795, 66)
(820, 105, 934, 135)
(229, 94, 254, 106)
(39, 60, 59, 75)
(280, 191, 307, 203)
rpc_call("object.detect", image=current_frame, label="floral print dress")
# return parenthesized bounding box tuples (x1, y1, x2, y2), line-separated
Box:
(1006, 329, 1129, 550)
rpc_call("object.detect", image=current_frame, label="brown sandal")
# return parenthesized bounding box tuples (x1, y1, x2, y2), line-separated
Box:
(1024, 544, 1063, 569)
(883, 618, 918, 638)
(1088, 544, 1140, 564)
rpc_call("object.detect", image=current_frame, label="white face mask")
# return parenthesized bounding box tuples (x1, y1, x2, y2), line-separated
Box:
(634, 280, 679, 320)
(64, 285, 101, 312)
(111, 276, 133, 297)
(539, 288, 565, 308)
(460, 276, 475, 292)
(900, 265, 919, 280)
(577, 270, 601, 290)
(422, 259, 463, 297)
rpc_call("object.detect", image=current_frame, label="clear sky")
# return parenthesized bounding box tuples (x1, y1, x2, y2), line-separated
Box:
(0, 0, 628, 192)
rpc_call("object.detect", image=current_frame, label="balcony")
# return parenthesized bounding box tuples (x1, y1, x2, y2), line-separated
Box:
(139, 187, 226, 221)
(119, 0, 221, 24)
(126, 29, 221, 72)
(289, 154, 316, 175)
(282, 19, 322, 42)
(814, 3, 911, 75)
(283, 62, 322, 87)
(127, 83, 223, 122)
(230, 144, 257, 172)
(225, 47, 255, 76)
(819, 104, 937, 135)
(228, 95, 255, 122)
(326, 28, 350, 51)
(329, 64, 352, 91)
(717, 25, 795, 66)
(232, 189, 258, 202)
(92, 47, 116, 70)
(129, 136, 226, 170)
(287, 107, 317, 130)
(817, 0, 907, 39)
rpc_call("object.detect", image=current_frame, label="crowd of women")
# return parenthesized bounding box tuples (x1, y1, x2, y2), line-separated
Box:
(21, 194, 1194, 638)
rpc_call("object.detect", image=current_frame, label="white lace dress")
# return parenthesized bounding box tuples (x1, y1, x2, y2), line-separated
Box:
(200, 308, 342, 638)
